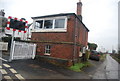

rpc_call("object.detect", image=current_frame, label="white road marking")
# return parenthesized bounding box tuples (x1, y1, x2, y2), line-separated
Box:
(15, 74, 25, 80)
(3, 64, 11, 68)
(0, 69, 7, 74)
(4, 76, 13, 81)
(0, 66, 2, 68)
(0, 57, 8, 62)
(9, 68, 17, 73)
(4, 76, 12, 79)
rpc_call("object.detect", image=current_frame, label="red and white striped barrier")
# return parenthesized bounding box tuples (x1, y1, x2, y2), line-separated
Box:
(6, 16, 28, 33)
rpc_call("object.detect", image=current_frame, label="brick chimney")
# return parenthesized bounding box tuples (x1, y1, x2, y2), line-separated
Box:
(77, 0, 82, 20)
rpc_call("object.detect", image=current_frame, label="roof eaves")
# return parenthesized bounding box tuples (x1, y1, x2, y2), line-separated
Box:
(74, 14, 89, 32)
(31, 13, 89, 32)
(31, 13, 75, 19)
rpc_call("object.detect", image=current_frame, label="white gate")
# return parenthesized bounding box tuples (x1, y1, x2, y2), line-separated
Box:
(9, 41, 36, 61)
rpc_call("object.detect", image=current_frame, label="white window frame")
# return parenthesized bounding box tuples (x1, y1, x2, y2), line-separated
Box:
(44, 45, 51, 55)
(35, 20, 43, 29)
(32, 16, 67, 32)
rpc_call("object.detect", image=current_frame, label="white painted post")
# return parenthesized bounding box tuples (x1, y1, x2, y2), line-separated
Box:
(8, 31, 15, 62)
(32, 44, 36, 59)
(11, 41, 15, 60)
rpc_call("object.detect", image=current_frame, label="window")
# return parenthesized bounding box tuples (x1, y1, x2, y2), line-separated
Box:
(44, 20, 53, 29)
(35, 20, 43, 29)
(55, 19, 65, 28)
(33, 17, 67, 32)
(45, 45, 51, 55)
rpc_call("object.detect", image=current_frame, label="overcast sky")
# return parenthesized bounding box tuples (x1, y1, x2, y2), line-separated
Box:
(0, 0, 119, 53)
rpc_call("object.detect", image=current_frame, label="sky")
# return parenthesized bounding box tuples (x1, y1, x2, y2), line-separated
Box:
(0, 0, 119, 53)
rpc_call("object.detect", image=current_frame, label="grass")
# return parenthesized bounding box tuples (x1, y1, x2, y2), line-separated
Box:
(110, 54, 120, 63)
(68, 61, 92, 72)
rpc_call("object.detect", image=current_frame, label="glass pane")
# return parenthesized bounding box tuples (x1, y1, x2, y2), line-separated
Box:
(55, 19, 65, 28)
(48, 45, 50, 49)
(35, 20, 43, 29)
(46, 50, 50, 54)
(44, 20, 53, 29)
(45, 45, 51, 54)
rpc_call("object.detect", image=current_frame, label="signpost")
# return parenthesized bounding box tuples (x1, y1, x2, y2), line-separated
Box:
(6, 16, 28, 62)
(9, 31, 15, 62)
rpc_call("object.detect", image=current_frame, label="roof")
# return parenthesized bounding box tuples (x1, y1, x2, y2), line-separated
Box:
(31, 13, 75, 19)
(31, 13, 89, 32)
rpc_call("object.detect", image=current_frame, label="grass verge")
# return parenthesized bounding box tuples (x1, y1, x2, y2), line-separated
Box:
(68, 61, 92, 72)
(110, 54, 120, 63)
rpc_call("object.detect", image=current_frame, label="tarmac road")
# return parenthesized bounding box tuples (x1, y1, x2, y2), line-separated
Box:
(1, 54, 90, 80)
(1, 53, 119, 80)
(92, 54, 120, 80)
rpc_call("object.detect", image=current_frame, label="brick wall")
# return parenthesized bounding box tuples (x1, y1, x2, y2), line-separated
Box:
(76, 19, 88, 47)
(31, 15, 75, 43)
(36, 43, 74, 60)
(31, 15, 88, 61)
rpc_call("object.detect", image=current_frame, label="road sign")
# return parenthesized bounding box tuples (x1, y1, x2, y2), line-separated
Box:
(6, 16, 28, 62)
(6, 16, 28, 33)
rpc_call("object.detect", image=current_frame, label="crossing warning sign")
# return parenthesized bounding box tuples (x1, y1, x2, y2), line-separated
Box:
(6, 16, 28, 33)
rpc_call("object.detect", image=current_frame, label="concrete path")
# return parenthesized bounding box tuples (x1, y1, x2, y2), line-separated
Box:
(92, 54, 119, 80)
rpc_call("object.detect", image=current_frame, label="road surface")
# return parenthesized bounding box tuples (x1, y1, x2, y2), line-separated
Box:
(0, 54, 90, 80)
(1, 53, 119, 80)
(92, 54, 119, 80)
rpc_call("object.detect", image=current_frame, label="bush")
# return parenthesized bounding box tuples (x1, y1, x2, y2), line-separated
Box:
(69, 61, 91, 72)
(69, 63, 84, 72)
(111, 54, 120, 63)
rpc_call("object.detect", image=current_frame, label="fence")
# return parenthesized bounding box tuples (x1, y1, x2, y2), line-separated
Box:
(9, 41, 36, 61)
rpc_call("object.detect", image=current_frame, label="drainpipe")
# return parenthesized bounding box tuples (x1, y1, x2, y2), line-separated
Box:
(73, 16, 77, 65)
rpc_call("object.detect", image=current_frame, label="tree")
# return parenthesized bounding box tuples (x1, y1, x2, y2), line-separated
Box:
(88, 42, 98, 51)
(0, 16, 7, 32)
(112, 50, 116, 54)
(0, 9, 7, 32)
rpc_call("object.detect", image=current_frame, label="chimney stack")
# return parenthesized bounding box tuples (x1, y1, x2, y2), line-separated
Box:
(77, 0, 82, 15)
(77, 0, 82, 20)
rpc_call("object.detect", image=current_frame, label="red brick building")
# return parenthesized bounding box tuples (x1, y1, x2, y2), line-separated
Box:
(31, 1, 89, 65)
